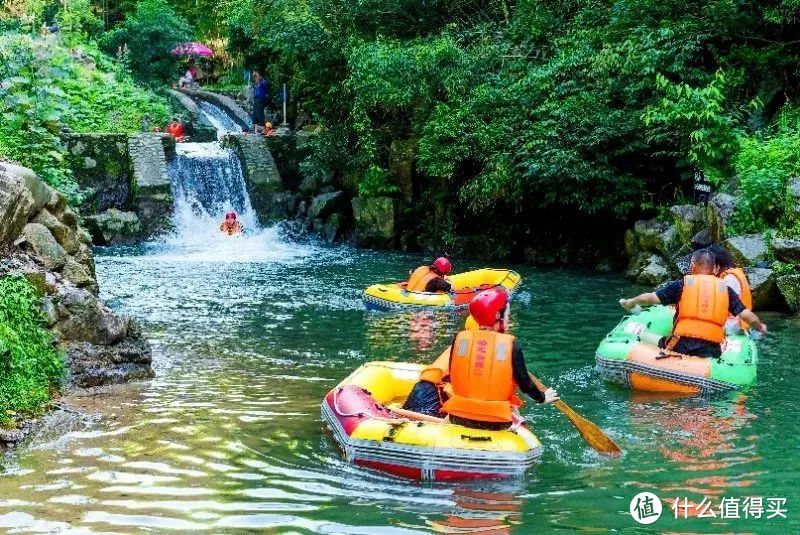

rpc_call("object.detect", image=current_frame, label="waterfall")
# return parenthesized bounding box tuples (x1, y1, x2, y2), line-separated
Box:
(198, 100, 244, 140)
(167, 101, 260, 240)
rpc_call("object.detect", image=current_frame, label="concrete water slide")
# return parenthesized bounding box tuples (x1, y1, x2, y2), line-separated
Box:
(171, 88, 252, 130)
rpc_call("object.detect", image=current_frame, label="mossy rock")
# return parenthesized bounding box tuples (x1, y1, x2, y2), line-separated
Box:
(777, 273, 800, 313)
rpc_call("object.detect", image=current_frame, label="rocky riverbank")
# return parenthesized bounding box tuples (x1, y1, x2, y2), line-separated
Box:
(0, 162, 154, 446)
(624, 187, 800, 312)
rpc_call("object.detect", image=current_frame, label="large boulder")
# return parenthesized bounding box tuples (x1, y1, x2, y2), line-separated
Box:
(84, 209, 142, 245)
(625, 251, 649, 279)
(788, 177, 800, 216)
(691, 228, 713, 249)
(633, 218, 679, 256)
(670, 204, 706, 244)
(772, 238, 800, 264)
(707, 193, 738, 242)
(776, 273, 800, 313)
(0, 162, 53, 217)
(352, 196, 396, 248)
(32, 208, 80, 254)
(308, 191, 346, 220)
(635, 254, 670, 285)
(322, 213, 342, 243)
(21, 223, 67, 270)
(724, 234, 768, 266)
(0, 167, 35, 247)
(54, 286, 128, 345)
(746, 267, 784, 311)
(61, 258, 97, 292)
(66, 324, 154, 388)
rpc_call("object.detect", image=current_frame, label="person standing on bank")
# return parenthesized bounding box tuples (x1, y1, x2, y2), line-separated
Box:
(252, 71, 269, 133)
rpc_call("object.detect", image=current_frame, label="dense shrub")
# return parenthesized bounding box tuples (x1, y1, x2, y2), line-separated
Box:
(216, 0, 800, 235)
(100, 0, 192, 85)
(728, 109, 800, 235)
(0, 32, 171, 200)
(0, 276, 64, 429)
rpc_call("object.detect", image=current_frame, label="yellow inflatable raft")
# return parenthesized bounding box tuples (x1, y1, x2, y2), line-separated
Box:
(321, 361, 542, 480)
(363, 268, 522, 311)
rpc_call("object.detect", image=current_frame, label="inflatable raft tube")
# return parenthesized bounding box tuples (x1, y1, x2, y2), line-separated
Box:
(321, 361, 542, 481)
(595, 305, 757, 394)
(363, 268, 521, 312)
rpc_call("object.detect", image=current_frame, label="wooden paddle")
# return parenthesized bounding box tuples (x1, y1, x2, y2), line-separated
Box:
(529, 373, 622, 457)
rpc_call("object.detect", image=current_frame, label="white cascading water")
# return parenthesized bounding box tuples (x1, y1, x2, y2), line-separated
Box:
(160, 100, 305, 262)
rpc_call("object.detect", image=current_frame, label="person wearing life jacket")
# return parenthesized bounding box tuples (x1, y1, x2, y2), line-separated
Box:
(219, 211, 243, 235)
(440, 289, 558, 430)
(405, 257, 453, 293)
(166, 117, 185, 141)
(709, 243, 753, 331)
(621, 249, 767, 358)
(402, 314, 479, 417)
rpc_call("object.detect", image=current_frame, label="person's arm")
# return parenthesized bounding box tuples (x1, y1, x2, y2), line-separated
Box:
(620, 292, 660, 311)
(728, 288, 768, 334)
(621, 279, 682, 310)
(511, 342, 558, 404)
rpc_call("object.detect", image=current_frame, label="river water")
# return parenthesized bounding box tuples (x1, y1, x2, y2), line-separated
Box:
(1, 227, 798, 533)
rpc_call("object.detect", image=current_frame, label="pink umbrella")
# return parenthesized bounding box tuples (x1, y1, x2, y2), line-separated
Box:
(171, 42, 213, 57)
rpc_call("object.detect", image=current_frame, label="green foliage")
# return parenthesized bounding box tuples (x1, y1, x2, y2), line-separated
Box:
(728, 112, 800, 235)
(222, 0, 800, 229)
(643, 71, 750, 183)
(358, 165, 399, 197)
(100, 0, 192, 84)
(0, 276, 64, 428)
(0, 32, 171, 200)
(0, 33, 78, 197)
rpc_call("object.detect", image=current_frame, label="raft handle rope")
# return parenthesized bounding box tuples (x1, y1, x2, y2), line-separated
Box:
(398, 270, 517, 297)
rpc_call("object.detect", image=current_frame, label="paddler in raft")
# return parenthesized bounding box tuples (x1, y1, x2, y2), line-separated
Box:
(709, 243, 754, 332)
(620, 249, 767, 358)
(402, 288, 559, 430)
(219, 211, 244, 236)
(404, 257, 453, 293)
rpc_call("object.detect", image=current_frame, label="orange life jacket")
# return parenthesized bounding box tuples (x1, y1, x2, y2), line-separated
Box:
(167, 122, 184, 139)
(220, 220, 242, 235)
(418, 316, 479, 384)
(442, 330, 517, 423)
(406, 266, 439, 292)
(720, 268, 752, 329)
(674, 274, 730, 344)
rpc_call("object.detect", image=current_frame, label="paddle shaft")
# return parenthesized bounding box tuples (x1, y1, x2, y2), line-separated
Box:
(529, 373, 622, 457)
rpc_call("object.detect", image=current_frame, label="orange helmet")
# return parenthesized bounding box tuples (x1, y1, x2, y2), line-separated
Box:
(469, 289, 509, 328)
(432, 257, 452, 275)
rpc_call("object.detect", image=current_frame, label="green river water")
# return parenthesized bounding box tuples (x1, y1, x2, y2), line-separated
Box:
(1, 227, 799, 533)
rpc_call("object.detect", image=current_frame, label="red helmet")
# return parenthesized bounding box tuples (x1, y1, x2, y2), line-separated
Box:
(432, 257, 452, 275)
(225, 211, 237, 220)
(469, 289, 509, 327)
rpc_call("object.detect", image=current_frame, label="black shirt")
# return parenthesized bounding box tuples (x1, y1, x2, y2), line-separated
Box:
(425, 276, 452, 293)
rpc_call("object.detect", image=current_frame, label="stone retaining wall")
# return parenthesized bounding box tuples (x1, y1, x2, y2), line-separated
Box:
(64, 133, 132, 213)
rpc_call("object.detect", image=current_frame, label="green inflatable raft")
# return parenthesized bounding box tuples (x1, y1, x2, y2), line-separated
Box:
(595, 305, 758, 393)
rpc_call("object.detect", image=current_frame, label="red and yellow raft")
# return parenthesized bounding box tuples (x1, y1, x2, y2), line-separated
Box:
(321, 361, 542, 481)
